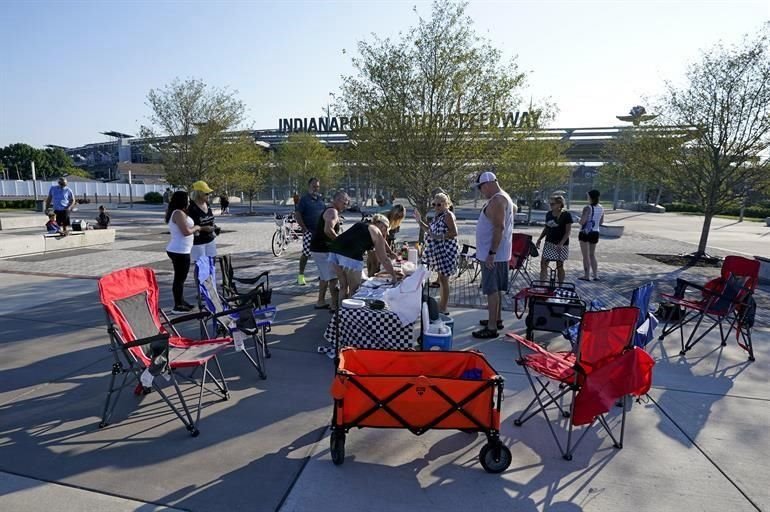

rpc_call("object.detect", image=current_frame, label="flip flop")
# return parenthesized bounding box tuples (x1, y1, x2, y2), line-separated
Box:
(577, 276, 591, 281)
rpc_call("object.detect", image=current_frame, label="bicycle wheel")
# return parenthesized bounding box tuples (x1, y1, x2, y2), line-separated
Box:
(271, 230, 286, 256)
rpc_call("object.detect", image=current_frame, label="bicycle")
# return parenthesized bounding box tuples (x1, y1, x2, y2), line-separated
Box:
(271, 213, 304, 257)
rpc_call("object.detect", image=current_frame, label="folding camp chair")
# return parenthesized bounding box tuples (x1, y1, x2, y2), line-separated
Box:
(658, 256, 760, 361)
(97, 267, 232, 436)
(508, 233, 535, 292)
(217, 254, 272, 307)
(509, 307, 655, 460)
(196, 256, 275, 379)
(563, 282, 658, 349)
(456, 243, 481, 283)
(630, 282, 657, 348)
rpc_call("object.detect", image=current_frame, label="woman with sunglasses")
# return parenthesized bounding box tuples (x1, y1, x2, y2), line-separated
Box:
(188, 181, 219, 263)
(535, 195, 572, 284)
(415, 193, 458, 315)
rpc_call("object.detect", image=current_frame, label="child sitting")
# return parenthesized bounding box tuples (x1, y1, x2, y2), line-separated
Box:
(45, 213, 63, 235)
(94, 205, 110, 229)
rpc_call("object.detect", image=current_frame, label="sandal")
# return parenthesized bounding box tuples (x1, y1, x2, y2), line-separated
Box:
(472, 327, 499, 339)
(479, 319, 504, 330)
(314, 303, 330, 309)
(577, 276, 591, 281)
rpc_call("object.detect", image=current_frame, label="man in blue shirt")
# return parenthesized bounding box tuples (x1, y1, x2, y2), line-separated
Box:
(45, 177, 75, 234)
(295, 177, 326, 285)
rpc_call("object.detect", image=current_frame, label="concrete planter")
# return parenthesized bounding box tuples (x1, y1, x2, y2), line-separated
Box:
(601, 224, 624, 238)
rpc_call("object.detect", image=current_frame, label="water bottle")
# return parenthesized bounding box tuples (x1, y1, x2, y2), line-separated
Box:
(229, 320, 245, 352)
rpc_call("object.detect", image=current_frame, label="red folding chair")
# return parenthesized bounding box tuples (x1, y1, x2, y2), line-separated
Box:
(658, 255, 760, 360)
(508, 307, 655, 460)
(508, 233, 535, 292)
(97, 267, 232, 436)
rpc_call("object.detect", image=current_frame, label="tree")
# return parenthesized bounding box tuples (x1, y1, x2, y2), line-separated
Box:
(207, 135, 269, 213)
(650, 24, 770, 256)
(274, 132, 338, 194)
(339, 0, 526, 218)
(140, 78, 246, 188)
(0, 143, 79, 180)
(603, 126, 691, 207)
(495, 107, 569, 222)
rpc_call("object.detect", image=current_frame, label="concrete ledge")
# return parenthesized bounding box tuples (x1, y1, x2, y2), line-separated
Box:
(0, 234, 45, 258)
(630, 202, 666, 213)
(601, 224, 625, 238)
(756, 255, 770, 285)
(0, 214, 48, 230)
(0, 229, 115, 258)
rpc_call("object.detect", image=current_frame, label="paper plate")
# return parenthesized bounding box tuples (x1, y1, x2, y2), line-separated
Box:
(342, 299, 366, 309)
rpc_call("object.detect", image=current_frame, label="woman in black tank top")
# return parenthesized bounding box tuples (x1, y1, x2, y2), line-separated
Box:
(328, 215, 398, 299)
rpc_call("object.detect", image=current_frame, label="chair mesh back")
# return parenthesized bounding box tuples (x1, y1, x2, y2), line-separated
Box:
(710, 274, 747, 314)
(113, 293, 160, 356)
(218, 254, 236, 296)
(578, 307, 639, 373)
(510, 233, 532, 270)
(722, 256, 760, 291)
(201, 276, 225, 314)
(98, 267, 163, 362)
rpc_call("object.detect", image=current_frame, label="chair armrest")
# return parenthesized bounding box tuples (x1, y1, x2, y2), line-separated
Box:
(233, 270, 269, 285)
(167, 310, 211, 325)
(124, 333, 169, 349)
(211, 303, 254, 320)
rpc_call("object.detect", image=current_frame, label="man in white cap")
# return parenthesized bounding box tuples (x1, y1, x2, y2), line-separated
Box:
(472, 170, 516, 339)
(45, 177, 75, 235)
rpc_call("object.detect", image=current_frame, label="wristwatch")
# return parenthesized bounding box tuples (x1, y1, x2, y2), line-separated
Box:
(489, 251, 496, 255)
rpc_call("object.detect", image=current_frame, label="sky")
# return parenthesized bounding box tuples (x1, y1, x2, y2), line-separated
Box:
(0, 0, 768, 149)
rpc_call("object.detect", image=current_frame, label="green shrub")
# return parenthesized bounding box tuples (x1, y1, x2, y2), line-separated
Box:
(144, 191, 164, 204)
(0, 201, 5, 208)
(663, 202, 770, 218)
(662, 202, 701, 213)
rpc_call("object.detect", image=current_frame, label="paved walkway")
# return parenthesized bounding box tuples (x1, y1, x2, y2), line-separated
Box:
(0, 206, 768, 511)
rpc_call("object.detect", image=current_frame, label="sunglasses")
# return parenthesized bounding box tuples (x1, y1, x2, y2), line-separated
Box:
(432, 202, 444, 207)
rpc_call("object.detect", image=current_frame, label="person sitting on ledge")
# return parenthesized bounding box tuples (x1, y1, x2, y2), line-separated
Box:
(45, 212, 64, 235)
(93, 205, 110, 229)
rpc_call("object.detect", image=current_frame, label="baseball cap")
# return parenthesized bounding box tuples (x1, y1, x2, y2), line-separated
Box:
(476, 171, 497, 188)
(191, 180, 213, 193)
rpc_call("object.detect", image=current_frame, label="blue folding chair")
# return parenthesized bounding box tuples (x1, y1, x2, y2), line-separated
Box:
(630, 282, 657, 348)
(564, 282, 658, 349)
(195, 256, 276, 380)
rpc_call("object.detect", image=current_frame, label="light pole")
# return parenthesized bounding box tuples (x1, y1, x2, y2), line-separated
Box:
(327, 92, 335, 130)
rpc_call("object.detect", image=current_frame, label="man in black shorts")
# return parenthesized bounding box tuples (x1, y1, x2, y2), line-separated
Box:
(45, 177, 75, 234)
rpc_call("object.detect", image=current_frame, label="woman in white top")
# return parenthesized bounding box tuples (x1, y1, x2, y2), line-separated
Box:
(165, 191, 201, 313)
(578, 189, 605, 281)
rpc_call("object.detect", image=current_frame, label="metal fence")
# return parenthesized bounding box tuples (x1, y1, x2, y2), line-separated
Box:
(0, 180, 166, 199)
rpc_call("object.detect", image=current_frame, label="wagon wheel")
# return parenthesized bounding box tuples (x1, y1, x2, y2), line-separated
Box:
(271, 230, 286, 257)
(479, 443, 512, 473)
(330, 430, 346, 465)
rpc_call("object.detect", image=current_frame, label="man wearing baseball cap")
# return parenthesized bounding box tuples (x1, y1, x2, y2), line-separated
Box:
(45, 177, 75, 235)
(472, 170, 517, 339)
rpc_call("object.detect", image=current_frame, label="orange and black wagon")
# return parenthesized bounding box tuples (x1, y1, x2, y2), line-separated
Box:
(329, 347, 512, 473)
